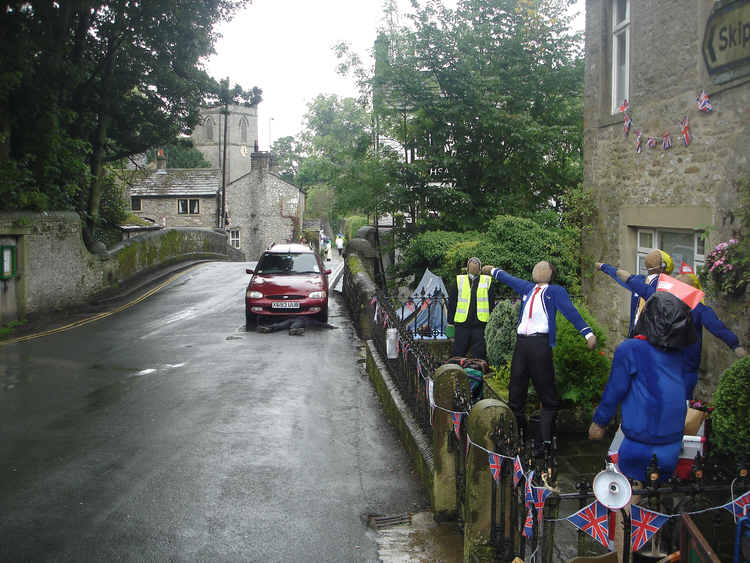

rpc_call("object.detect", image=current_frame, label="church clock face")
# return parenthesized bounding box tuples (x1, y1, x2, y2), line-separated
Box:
(240, 145, 248, 156)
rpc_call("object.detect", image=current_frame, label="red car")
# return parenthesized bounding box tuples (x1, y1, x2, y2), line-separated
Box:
(245, 243, 331, 327)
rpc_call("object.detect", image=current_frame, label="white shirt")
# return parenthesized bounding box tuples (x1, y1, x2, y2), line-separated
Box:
(633, 273, 658, 327)
(517, 284, 549, 335)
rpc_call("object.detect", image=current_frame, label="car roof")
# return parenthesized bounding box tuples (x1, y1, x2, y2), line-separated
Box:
(264, 243, 314, 254)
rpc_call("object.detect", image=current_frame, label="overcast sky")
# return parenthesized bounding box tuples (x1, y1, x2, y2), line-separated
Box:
(205, 0, 585, 150)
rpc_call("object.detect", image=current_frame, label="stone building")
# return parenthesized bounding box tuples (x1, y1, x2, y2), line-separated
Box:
(126, 103, 304, 261)
(582, 0, 749, 398)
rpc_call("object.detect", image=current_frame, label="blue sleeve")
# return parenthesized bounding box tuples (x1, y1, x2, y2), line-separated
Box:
(490, 268, 533, 297)
(552, 286, 593, 337)
(593, 343, 636, 427)
(600, 263, 631, 291)
(624, 274, 655, 299)
(700, 305, 740, 349)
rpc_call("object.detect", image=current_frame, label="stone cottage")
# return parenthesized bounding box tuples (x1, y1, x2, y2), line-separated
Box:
(582, 0, 750, 398)
(126, 103, 304, 261)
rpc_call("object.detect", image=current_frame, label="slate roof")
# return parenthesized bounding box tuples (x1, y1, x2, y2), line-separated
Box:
(126, 168, 221, 197)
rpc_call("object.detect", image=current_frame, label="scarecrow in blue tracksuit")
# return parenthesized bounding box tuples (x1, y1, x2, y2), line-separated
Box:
(588, 292, 697, 482)
(596, 260, 746, 398)
(482, 261, 597, 449)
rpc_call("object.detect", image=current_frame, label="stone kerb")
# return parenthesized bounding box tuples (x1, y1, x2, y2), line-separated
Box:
(432, 363, 470, 521)
(464, 398, 515, 563)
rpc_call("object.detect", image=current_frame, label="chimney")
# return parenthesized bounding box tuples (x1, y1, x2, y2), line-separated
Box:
(156, 148, 167, 172)
(251, 150, 272, 172)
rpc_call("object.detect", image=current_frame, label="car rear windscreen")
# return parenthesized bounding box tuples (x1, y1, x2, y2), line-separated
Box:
(256, 253, 320, 274)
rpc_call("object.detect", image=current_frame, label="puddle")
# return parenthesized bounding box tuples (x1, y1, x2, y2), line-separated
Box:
(375, 511, 463, 562)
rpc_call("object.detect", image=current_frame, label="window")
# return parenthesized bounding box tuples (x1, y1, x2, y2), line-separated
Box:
(256, 252, 320, 275)
(239, 117, 248, 143)
(178, 199, 200, 215)
(636, 228, 705, 275)
(131, 197, 141, 211)
(611, 0, 630, 114)
(205, 117, 215, 140)
(1, 245, 16, 279)
(229, 228, 240, 249)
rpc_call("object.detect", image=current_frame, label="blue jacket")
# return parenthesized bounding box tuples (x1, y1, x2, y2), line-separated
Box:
(599, 264, 658, 337)
(490, 268, 592, 347)
(593, 338, 686, 445)
(606, 268, 740, 373)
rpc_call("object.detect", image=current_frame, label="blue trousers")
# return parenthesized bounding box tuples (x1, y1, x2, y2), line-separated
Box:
(618, 436, 681, 483)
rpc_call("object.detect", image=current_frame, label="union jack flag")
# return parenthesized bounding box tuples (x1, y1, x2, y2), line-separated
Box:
(617, 99, 630, 113)
(523, 508, 534, 539)
(567, 501, 610, 549)
(631, 505, 668, 552)
(370, 296, 377, 305)
(489, 453, 503, 482)
(513, 455, 524, 487)
(419, 297, 431, 312)
(662, 133, 672, 151)
(532, 486, 552, 522)
(681, 116, 690, 146)
(635, 130, 642, 153)
(722, 490, 750, 517)
(647, 137, 657, 149)
(697, 89, 712, 112)
(624, 113, 632, 136)
(525, 470, 535, 506)
(452, 412, 463, 440)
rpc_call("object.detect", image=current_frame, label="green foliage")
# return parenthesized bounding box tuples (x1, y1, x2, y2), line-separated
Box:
(398, 230, 481, 280)
(712, 357, 750, 456)
(0, 319, 27, 339)
(342, 215, 369, 241)
(305, 185, 335, 221)
(485, 299, 521, 369)
(146, 140, 211, 169)
(553, 302, 610, 410)
(699, 239, 748, 298)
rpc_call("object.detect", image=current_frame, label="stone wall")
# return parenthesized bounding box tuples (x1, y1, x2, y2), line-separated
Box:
(0, 212, 244, 320)
(583, 0, 750, 398)
(133, 195, 217, 229)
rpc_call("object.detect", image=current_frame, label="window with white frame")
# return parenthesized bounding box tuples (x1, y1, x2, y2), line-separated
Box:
(636, 228, 705, 275)
(611, 0, 630, 114)
(178, 198, 200, 215)
(229, 229, 240, 249)
(131, 197, 141, 211)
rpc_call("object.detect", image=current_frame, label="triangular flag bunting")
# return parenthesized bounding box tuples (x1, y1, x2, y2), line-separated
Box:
(513, 455, 524, 487)
(631, 505, 668, 552)
(523, 508, 534, 539)
(525, 470, 535, 507)
(489, 453, 503, 482)
(532, 486, 552, 523)
(451, 412, 462, 440)
(722, 490, 750, 518)
(567, 501, 611, 550)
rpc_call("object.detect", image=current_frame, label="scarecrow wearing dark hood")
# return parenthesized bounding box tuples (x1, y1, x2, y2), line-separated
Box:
(447, 257, 495, 361)
(589, 292, 697, 482)
(482, 261, 597, 450)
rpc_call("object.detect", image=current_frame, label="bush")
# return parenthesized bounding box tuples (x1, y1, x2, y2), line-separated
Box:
(712, 357, 750, 456)
(341, 214, 369, 242)
(398, 230, 481, 280)
(485, 299, 521, 369)
(553, 301, 611, 410)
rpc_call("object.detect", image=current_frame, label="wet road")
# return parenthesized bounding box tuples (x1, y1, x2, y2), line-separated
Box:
(0, 261, 426, 562)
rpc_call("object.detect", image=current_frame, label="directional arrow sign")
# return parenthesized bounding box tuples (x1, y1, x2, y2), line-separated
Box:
(703, 0, 750, 79)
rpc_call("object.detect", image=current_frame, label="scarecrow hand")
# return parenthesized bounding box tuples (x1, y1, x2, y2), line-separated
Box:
(586, 334, 597, 350)
(481, 265, 494, 275)
(595, 262, 603, 270)
(735, 346, 747, 359)
(588, 422, 606, 440)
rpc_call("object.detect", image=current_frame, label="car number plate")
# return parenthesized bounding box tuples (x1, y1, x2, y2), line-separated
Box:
(271, 301, 300, 309)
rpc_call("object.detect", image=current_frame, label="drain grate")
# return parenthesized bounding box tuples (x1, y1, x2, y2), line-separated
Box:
(368, 513, 412, 530)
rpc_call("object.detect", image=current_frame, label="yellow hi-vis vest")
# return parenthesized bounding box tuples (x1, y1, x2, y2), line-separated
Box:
(454, 274, 491, 323)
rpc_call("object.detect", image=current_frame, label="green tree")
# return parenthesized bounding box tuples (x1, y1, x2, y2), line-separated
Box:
(372, 0, 584, 228)
(0, 1, 257, 248)
(146, 140, 211, 169)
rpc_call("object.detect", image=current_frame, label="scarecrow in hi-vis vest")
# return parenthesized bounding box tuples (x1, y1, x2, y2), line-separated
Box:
(447, 257, 495, 361)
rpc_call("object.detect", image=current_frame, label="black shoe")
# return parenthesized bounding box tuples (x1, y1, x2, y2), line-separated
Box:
(257, 325, 272, 334)
(289, 327, 305, 336)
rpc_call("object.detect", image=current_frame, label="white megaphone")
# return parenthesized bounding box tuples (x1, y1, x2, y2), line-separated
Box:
(592, 462, 632, 510)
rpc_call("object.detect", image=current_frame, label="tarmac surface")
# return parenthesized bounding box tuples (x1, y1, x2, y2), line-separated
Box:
(0, 257, 429, 561)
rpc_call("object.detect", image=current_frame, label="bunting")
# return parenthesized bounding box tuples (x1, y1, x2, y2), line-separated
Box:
(489, 453, 503, 482)
(523, 508, 534, 539)
(697, 89, 712, 112)
(662, 133, 672, 151)
(635, 130, 642, 153)
(722, 490, 750, 518)
(525, 470, 535, 507)
(513, 455, 524, 487)
(452, 412, 463, 440)
(681, 116, 690, 147)
(617, 99, 630, 113)
(623, 113, 632, 136)
(631, 505, 668, 552)
(647, 137, 657, 149)
(532, 486, 553, 523)
(567, 501, 611, 550)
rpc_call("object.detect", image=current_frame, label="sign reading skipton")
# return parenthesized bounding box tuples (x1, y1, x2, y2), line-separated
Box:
(703, 0, 750, 82)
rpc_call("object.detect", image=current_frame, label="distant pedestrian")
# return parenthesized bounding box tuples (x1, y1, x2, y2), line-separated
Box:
(335, 234, 344, 257)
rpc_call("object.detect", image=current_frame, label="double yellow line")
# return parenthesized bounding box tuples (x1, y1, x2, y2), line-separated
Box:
(1, 266, 199, 346)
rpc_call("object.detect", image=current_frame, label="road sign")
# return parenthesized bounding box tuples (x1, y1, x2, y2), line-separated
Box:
(702, 0, 750, 82)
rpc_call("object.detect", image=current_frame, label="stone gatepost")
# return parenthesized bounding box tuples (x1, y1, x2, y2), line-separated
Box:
(464, 398, 515, 562)
(432, 363, 470, 521)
